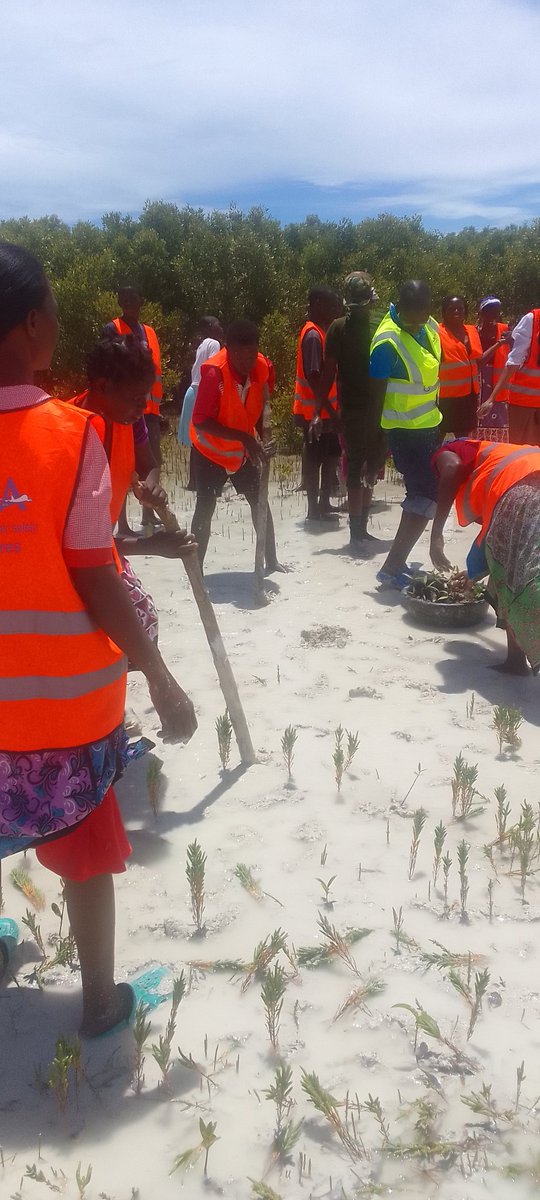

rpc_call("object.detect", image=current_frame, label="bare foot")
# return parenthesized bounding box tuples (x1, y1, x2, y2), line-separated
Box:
(80, 982, 134, 1038)
(490, 659, 530, 677)
(265, 561, 290, 574)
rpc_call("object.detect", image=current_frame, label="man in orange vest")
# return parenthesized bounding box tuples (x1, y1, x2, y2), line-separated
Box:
(104, 284, 163, 532)
(293, 287, 341, 521)
(190, 320, 282, 571)
(479, 306, 540, 445)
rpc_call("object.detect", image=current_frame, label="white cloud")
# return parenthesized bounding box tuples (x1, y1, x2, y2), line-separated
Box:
(0, 0, 539, 225)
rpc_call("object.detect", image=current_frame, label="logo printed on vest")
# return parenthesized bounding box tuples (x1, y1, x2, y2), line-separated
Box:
(0, 478, 32, 512)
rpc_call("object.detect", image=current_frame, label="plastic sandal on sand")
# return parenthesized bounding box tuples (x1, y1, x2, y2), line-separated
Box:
(376, 568, 413, 590)
(86, 966, 172, 1039)
(0, 918, 19, 980)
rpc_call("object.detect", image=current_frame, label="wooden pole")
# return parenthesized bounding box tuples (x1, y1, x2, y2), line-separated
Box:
(153, 502, 257, 766)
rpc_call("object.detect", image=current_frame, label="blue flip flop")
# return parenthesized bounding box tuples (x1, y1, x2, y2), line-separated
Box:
(376, 567, 413, 590)
(84, 965, 172, 1039)
(0, 918, 19, 979)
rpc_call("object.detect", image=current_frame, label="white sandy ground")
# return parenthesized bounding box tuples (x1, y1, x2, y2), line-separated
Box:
(2, 449, 540, 1200)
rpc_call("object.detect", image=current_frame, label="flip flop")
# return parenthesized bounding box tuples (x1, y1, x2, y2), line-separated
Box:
(85, 965, 172, 1039)
(376, 567, 414, 590)
(0, 917, 19, 980)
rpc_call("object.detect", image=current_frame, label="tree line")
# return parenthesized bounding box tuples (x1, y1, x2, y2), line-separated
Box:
(2, 202, 539, 448)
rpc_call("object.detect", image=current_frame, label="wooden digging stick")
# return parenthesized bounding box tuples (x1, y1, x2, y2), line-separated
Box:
(152, 501, 257, 766)
(253, 455, 270, 607)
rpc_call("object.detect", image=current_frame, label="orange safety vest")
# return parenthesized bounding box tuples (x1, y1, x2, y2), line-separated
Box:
(190, 348, 268, 473)
(70, 393, 135, 527)
(491, 323, 510, 398)
(0, 398, 126, 752)
(112, 317, 163, 416)
(455, 439, 540, 546)
(507, 309, 540, 409)
(438, 324, 482, 398)
(293, 322, 338, 422)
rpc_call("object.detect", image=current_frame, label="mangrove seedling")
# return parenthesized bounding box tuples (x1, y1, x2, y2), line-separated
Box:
(494, 784, 511, 849)
(316, 913, 361, 975)
(281, 725, 298, 780)
(21, 908, 45, 956)
(461, 1081, 513, 1126)
(512, 801, 537, 902)
(152, 974, 186, 1088)
(333, 724, 345, 791)
(392, 906, 404, 955)
(75, 1164, 92, 1200)
(492, 704, 523, 755)
(186, 839, 206, 934)
(317, 874, 336, 906)
(451, 754, 480, 820)
(344, 729, 360, 771)
(264, 1064, 303, 1162)
(234, 863, 283, 907)
(301, 1069, 364, 1160)
(250, 1183, 283, 1200)
(466, 692, 476, 720)
(47, 1035, 81, 1113)
(132, 1002, 151, 1096)
(457, 840, 470, 922)
(170, 1118, 219, 1176)
(408, 807, 427, 879)
(261, 963, 287, 1051)
(297, 922, 371, 969)
(10, 867, 45, 911)
(442, 852, 452, 913)
(362, 1095, 391, 1147)
(432, 822, 447, 886)
(215, 711, 233, 771)
(334, 977, 385, 1021)
(242, 928, 292, 991)
(146, 755, 163, 818)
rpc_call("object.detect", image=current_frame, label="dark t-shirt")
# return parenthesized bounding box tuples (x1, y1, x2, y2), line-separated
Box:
(325, 312, 372, 410)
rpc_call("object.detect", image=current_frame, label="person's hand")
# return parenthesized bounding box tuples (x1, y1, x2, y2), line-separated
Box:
(135, 479, 168, 509)
(500, 330, 513, 344)
(308, 414, 323, 443)
(262, 436, 277, 458)
(146, 529, 198, 559)
(242, 433, 267, 464)
(148, 669, 198, 743)
(430, 533, 453, 572)
(477, 398, 494, 422)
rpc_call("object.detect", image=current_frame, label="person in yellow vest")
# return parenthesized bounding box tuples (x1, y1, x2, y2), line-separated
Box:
(369, 281, 442, 588)
(293, 287, 341, 521)
(104, 284, 163, 533)
(478, 306, 540, 446)
(0, 242, 197, 1033)
(190, 320, 282, 571)
(431, 437, 540, 674)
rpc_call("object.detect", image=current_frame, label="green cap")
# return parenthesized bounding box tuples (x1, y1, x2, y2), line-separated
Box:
(343, 271, 376, 307)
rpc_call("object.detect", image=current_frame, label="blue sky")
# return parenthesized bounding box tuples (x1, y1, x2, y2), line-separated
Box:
(1, 0, 538, 232)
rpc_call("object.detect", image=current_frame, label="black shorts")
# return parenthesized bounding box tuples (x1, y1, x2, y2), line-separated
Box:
(438, 394, 477, 437)
(294, 416, 341, 461)
(192, 446, 260, 498)
(341, 408, 387, 486)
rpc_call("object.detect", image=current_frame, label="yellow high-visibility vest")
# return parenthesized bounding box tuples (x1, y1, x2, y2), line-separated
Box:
(371, 312, 442, 430)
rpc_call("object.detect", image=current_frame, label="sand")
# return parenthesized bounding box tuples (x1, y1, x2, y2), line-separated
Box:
(2, 456, 540, 1200)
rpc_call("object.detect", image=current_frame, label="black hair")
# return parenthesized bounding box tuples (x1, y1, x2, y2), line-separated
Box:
(117, 282, 143, 298)
(398, 280, 432, 313)
(0, 241, 50, 340)
(198, 315, 221, 335)
(441, 294, 468, 319)
(308, 286, 338, 308)
(86, 335, 155, 387)
(225, 319, 259, 347)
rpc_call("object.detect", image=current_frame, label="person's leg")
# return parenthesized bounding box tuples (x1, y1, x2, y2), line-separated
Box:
(64, 873, 132, 1036)
(319, 452, 341, 517)
(380, 511, 429, 575)
(141, 414, 162, 528)
(380, 429, 439, 577)
(117, 495, 136, 538)
(191, 491, 217, 568)
(303, 432, 321, 519)
(491, 627, 530, 675)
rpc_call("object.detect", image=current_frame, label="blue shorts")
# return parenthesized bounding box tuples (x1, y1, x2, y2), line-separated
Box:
(388, 427, 442, 519)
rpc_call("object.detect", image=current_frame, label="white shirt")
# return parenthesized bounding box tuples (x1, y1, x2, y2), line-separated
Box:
(191, 337, 221, 387)
(507, 313, 534, 368)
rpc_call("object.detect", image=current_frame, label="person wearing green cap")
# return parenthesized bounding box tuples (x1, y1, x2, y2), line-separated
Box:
(315, 272, 385, 549)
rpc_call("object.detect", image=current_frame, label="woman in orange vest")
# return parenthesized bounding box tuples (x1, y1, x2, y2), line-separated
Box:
(190, 319, 282, 570)
(438, 296, 507, 436)
(0, 242, 197, 1034)
(476, 296, 511, 440)
(479, 307, 540, 447)
(430, 437, 540, 674)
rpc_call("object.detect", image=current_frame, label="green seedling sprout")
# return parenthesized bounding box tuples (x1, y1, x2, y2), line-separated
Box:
(249, 1183, 283, 1200)
(393, 999, 475, 1070)
(215, 711, 233, 771)
(442, 852, 452, 914)
(264, 1064, 303, 1162)
(21, 908, 45, 956)
(47, 1035, 81, 1112)
(468, 968, 490, 1039)
(461, 1081, 513, 1126)
(344, 729, 360, 771)
(317, 874, 336, 906)
(334, 977, 385, 1021)
(512, 801, 537, 902)
(186, 839, 206, 934)
(432, 822, 447, 886)
(131, 1002, 151, 1096)
(515, 1060, 526, 1113)
(362, 1095, 391, 1147)
(301, 1069, 365, 1160)
(281, 725, 297, 780)
(10, 867, 45, 911)
(151, 975, 186, 1088)
(392, 906, 404, 955)
(261, 963, 287, 1050)
(75, 1163, 92, 1200)
(420, 940, 486, 973)
(234, 863, 283, 907)
(242, 928, 292, 991)
(333, 724, 345, 791)
(492, 704, 523, 755)
(466, 692, 476, 720)
(170, 1118, 219, 1177)
(316, 912, 361, 975)
(494, 784, 511, 849)
(146, 755, 163, 818)
(297, 923, 371, 968)
(451, 754, 481, 820)
(457, 840, 470, 922)
(408, 807, 427, 879)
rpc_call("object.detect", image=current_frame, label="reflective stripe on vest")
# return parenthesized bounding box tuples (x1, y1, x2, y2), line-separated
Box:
(0, 656, 127, 702)
(372, 317, 441, 430)
(190, 348, 268, 472)
(506, 310, 540, 408)
(0, 610, 97, 635)
(293, 322, 337, 421)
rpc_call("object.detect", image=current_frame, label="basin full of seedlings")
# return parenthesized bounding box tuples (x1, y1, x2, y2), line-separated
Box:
(402, 571, 489, 628)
